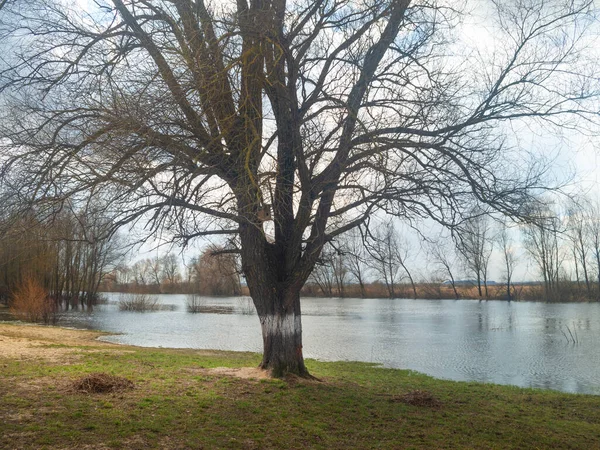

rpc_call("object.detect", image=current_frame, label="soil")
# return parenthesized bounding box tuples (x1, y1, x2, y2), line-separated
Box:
(0, 323, 128, 362)
(0, 323, 270, 380)
(206, 366, 271, 380)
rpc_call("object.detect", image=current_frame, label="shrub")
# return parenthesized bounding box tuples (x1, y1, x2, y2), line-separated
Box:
(237, 297, 256, 315)
(118, 292, 161, 311)
(186, 293, 205, 313)
(10, 277, 58, 324)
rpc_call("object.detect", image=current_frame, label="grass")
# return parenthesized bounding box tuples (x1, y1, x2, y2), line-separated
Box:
(1, 325, 599, 449)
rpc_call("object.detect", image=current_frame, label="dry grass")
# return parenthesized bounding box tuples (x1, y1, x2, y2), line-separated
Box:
(396, 390, 442, 408)
(72, 373, 134, 394)
(118, 292, 161, 311)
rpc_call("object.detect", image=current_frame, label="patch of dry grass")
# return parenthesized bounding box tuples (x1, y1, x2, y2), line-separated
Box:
(72, 373, 134, 394)
(395, 389, 442, 408)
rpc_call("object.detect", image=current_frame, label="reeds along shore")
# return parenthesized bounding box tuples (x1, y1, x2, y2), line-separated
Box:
(298, 281, 600, 302)
(96, 280, 600, 302)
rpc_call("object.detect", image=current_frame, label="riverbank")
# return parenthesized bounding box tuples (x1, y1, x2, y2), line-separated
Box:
(1, 324, 599, 449)
(99, 281, 600, 302)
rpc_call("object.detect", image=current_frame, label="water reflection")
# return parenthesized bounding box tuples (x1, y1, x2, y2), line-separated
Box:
(1, 295, 600, 395)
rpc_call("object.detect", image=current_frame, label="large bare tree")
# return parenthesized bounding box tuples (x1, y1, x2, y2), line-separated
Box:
(0, 0, 598, 375)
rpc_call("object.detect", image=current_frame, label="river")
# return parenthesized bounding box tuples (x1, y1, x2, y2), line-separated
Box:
(2, 294, 599, 395)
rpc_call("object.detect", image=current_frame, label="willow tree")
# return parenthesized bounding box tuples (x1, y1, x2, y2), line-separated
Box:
(1, 0, 598, 375)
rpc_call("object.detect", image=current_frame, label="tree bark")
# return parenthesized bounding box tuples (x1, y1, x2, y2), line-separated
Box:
(257, 289, 307, 377)
(239, 221, 309, 377)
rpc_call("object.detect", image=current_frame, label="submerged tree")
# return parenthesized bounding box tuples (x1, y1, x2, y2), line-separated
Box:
(366, 220, 416, 298)
(522, 205, 564, 300)
(498, 220, 517, 301)
(1, 0, 598, 375)
(454, 210, 494, 298)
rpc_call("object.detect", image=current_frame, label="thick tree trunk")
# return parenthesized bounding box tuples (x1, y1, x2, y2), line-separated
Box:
(239, 222, 309, 377)
(257, 289, 307, 377)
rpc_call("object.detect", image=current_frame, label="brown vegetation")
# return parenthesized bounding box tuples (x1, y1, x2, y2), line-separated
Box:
(9, 276, 58, 324)
(300, 281, 596, 302)
(118, 293, 161, 312)
(72, 373, 134, 394)
(396, 390, 441, 408)
(0, 211, 122, 310)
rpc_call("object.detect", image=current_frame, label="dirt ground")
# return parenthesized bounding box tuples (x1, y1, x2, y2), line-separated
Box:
(0, 323, 270, 380)
(0, 323, 127, 362)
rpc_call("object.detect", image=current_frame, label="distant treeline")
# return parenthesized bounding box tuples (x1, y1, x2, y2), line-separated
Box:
(300, 281, 595, 302)
(100, 247, 241, 297)
(95, 199, 600, 303)
(4, 196, 600, 309)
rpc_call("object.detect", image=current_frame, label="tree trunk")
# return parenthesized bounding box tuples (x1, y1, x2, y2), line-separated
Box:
(257, 289, 307, 377)
(239, 222, 309, 377)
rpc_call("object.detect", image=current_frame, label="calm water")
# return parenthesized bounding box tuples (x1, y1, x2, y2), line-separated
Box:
(2, 294, 600, 395)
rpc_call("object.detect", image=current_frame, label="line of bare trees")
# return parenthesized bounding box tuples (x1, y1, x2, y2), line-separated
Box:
(104, 245, 241, 296)
(0, 206, 123, 310)
(302, 197, 600, 302)
(521, 198, 600, 302)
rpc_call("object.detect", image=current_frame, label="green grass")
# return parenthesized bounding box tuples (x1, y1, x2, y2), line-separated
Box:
(1, 330, 599, 449)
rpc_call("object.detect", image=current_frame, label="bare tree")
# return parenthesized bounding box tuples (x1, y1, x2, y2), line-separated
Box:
(366, 221, 401, 298)
(588, 201, 600, 299)
(1, 0, 598, 375)
(366, 220, 416, 298)
(455, 210, 494, 298)
(498, 220, 517, 301)
(428, 238, 460, 300)
(522, 205, 565, 300)
(339, 228, 369, 298)
(309, 247, 336, 297)
(0, 202, 123, 309)
(309, 242, 348, 297)
(331, 247, 348, 298)
(115, 264, 132, 286)
(131, 260, 150, 287)
(148, 257, 163, 290)
(161, 254, 181, 286)
(193, 246, 241, 296)
(566, 200, 592, 297)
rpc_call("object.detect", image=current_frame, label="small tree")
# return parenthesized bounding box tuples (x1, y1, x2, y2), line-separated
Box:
(366, 221, 416, 298)
(522, 205, 564, 301)
(566, 201, 592, 298)
(498, 220, 517, 301)
(339, 228, 369, 298)
(455, 210, 494, 298)
(428, 239, 460, 300)
(193, 246, 241, 296)
(10, 276, 58, 324)
(309, 246, 336, 297)
(588, 201, 600, 299)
